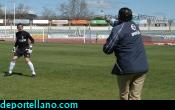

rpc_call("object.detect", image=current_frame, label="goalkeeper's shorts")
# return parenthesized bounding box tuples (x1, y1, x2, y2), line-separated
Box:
(14, 48, 31, 58)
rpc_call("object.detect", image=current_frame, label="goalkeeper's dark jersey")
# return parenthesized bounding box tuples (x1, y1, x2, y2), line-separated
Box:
(15, 31, 34, 49)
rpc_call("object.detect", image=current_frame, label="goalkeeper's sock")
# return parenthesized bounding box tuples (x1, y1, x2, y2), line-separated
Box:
(9, 61, 16, 74)
(27, 61, 36, 75)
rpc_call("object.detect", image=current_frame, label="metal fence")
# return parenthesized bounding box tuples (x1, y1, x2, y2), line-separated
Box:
(0, 25, 175, 44)
(0, 25, 112, 44)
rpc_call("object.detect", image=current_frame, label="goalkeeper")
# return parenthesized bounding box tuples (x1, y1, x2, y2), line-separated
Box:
(6, 23, 36, 77)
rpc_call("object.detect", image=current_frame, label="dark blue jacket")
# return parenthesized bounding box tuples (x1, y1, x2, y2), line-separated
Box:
(103, 21, 149, 75)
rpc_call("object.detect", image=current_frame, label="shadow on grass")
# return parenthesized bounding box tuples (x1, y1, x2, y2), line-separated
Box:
(3, 71, 32, 78)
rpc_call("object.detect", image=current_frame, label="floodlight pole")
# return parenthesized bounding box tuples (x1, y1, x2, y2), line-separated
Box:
(4, 6, 7, 38)
(12, 0, 16, 41)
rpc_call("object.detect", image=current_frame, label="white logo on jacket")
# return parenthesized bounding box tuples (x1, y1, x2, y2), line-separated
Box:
(131, 24, 141, 36)
(131, 24, 137, 31)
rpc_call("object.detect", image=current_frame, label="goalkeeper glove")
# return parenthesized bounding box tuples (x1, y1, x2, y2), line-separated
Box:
(26, 49, 33, 54)
(26, 44, 33, 54)
(12, 47, 16, 53)
(29, 44, 33, 49)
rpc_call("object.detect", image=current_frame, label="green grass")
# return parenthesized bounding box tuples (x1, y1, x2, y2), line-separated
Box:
(0, 42, 175, 100)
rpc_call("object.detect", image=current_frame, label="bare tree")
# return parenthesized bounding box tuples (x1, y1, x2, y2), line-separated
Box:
(16, 3, 29, 19)
(0, 5, 5, 18)
(16, 3, 29, 14)
(41, 7, 57, 20)
(4, 3, 37, 20)
(59, 0, 92, 19)
(15, 3, 37, 19)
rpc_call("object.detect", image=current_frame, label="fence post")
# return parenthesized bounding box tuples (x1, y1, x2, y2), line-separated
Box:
(83, 26, 86, 44)
(43, 27, 45, 43)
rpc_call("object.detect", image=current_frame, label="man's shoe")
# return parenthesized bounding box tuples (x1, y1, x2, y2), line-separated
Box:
(4, 72, 12, 77)
(31, 74, 36, 78)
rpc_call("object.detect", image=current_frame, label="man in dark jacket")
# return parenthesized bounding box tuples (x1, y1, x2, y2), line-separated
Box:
(103, 7, 149, 100)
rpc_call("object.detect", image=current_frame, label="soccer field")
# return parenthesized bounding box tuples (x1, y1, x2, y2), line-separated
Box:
(0, 42, 175, 100)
